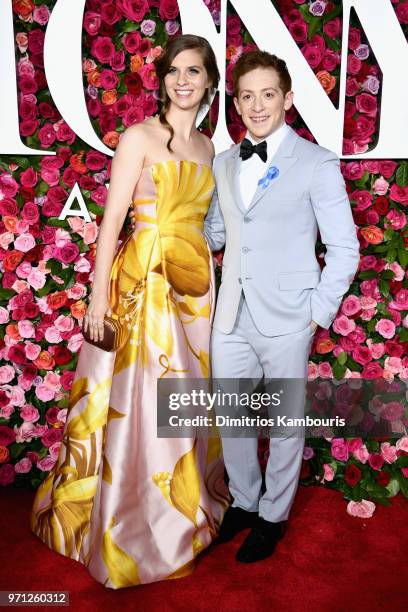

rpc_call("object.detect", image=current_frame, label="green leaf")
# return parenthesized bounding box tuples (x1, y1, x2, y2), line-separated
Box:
(307, 17, 322, 40)
(381, 269, 396, 280)
(365, 480, 391, 498)
(333, 360, 346, 379)
(299, 4, 314, 23)
(43, 218, 69, 227)
(398, 247, 408, 268)
(385, 478, 400, 497)
(379, 279, 390, 297)
(323, 3, 343, 22)
(396, 472, 408, 498)
(346, 356, 361, 372)
(323, 32, 341, 51)
(0, 288, 15, 303)
(383, 228, 395, 242)
(337, 351, 347, 366)
(385, 249, 396, 264)
(396, 163, 408, 187)
(399, 328, 408, 342)
(358, 270, 377, 280)
(87, 200, 105, 216)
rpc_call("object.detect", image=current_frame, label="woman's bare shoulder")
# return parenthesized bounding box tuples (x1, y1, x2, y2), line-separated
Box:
(198, 131, 215, 162)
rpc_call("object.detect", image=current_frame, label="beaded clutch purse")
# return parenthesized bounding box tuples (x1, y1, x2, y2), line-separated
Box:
(82, 315, 125, 352)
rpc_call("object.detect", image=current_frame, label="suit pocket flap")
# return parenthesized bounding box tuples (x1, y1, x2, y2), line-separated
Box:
(278, 270, 320, 290)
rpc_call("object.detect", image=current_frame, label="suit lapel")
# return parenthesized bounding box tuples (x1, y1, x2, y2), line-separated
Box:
(247, 126, 299, 212)
(226, 148, 246, 214)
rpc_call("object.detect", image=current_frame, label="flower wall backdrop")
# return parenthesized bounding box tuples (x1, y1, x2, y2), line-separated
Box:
(0, 0, 407, 517)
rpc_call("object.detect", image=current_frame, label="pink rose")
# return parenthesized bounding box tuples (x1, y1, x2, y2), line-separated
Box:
(317, 362, 333, 378)
(356, 93, 378, 117)
(118, 0, 149, 21)
(67, 333, 84, 353)
(346, 500, 375, 518)
(331, 438, 349, 462)
(20, 405, 39, 422)
(24, 341, 41, 361)
(83, 222, 98, 245)
(384, 356, 402, 375)
(352, 345, 372, 366)
(17, 320, 35, 339)
(44, 326, 62, 344)
(373, 177, 389, 195)
(347, 438, 362, 452)
(368, 452, 384, 471)
(35, 383, 56, 402)
(347, 55, 361, 75)
(366, 340, 384, 359)
(49, 441, 62, 460)
(341, 295, 361, 317)
(321, 463, 335, 483)
(33, 5, 50, 25)
(91, 36, 115, 63)
(379, 161, 397, 179)
(396, 437, 408, 452)
(54, 315, 74, 332)
(0, 366, 15, 384)
(15, 457, 32, 473)
(352, 444, 370, 463)
(0, 173, 19, 198)
(16, 33, 28, 53)
(333, 315, 356, 336)
(375, 318, 396, 339)
(83, 11, 101, 35)
(362, 362, 384, 378)
(389, 184, 408, 204)
(385, 210, 406, 231)
(14, 233, 36, 253)
(380, 442, 398, 464)
(37, 456, 57, 472)
(27, 268, 46, 290)
(381, 401, 404, 421)
(348, 26, 361, 51)
(302, 43, 323, 69)
(139, 63, 159, 90)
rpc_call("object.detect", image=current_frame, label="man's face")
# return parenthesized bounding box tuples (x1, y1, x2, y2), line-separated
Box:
(233, 67, 294, 142)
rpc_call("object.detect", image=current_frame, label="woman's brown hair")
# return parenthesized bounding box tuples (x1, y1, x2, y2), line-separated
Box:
(155, 34, 220, 152)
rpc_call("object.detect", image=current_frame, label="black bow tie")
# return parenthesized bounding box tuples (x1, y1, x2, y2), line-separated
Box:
(239, 138, 268, 163)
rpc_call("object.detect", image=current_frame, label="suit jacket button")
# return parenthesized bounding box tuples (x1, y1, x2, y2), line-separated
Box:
(242, 247, 249, 253)
(244, 217, 251, 223)
(238, 278, 242, 284)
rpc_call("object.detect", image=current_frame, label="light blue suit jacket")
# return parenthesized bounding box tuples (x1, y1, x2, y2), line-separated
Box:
(204, 126, 360, 336)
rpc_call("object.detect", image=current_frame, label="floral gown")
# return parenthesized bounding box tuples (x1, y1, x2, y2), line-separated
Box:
(30, 160, 230, 588)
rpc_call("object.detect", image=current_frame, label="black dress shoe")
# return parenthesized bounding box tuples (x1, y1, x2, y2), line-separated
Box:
(217, 506, 258, 543)
(236, 516, 287, 563)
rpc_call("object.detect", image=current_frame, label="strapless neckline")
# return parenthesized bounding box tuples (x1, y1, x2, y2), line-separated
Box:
(142, 159, 212, 172)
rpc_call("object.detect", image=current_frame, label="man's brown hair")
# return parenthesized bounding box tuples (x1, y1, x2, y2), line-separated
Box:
(233, 51, 292, 97)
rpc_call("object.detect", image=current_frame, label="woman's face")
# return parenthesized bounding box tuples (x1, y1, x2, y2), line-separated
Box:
(164, 48, 211, 111)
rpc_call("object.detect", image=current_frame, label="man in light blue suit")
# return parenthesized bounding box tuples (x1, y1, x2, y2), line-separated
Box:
(204, 51, 360, 563)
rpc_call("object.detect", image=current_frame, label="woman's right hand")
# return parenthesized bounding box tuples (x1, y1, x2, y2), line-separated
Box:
(80, 294, 112, 342)
(129, 207, 137, 231)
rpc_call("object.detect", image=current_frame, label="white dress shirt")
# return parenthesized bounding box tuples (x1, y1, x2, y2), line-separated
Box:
(239, 122, 290, 208)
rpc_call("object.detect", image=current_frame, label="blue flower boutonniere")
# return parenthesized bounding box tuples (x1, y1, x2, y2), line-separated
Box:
(258, 165, 279, 189)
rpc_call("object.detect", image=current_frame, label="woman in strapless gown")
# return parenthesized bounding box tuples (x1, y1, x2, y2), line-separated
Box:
(30, 35, 230, 588)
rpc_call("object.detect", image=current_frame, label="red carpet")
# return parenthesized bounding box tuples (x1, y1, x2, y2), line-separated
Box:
(1, 485, 407, 611)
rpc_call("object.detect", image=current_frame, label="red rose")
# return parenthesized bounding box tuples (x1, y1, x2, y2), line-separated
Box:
(42, 226, 56, 244)
(344, 464, 361, 486)
(0, 464, 15, 486)
(101, 2, 121, 25)
(56, 243, 80, 264)
(91, 36, 115, 64)
(38, 124, 56, 148)
(28, 29, 45, 54)
(0, 426, 16, 446)
(20, 119, 39, 136)
(12, 0, 34, 18)
(83, 11, 101, 36)
(118, 0, 149, 22)
(46, 292, 68, 310)
(159, 0, 179, 20)
(22, 364, 37, 380)
(20, 168, 38, 189)
(60, 370, 75, 390)
(4, 250, 24, 272)
(361, 362, 383, 378)
(352, 346, 372, 366)
(302, 43, 323, 69)
(19, 96, 37, 120)
(123, 31, 141, 54)
(356, 93, 377, 118)
(23, 302, 40, 318)
(53, 346, 72, 365)
(79, 175, 97, 191)
(396, 3, 408, 24)
(323, 17, 341, 39)
(0, 198, 18, 216)
(379, 161, 397, 179)
(288, 21, 307, 43)
(347, 54, 361, 75)
(13, 289, 33, 307)
(21, 202, 39, 223)
(124, 72, 143, 96)
(91, 186, 108, 206)
(368, 452, 385, 471)
(42, 201, 63, 217)
(376, 471, 391, 487)
(2, 272, 17, 289)
(373, 196, 389, 215)
(7, 345, 27, 366)
(56, 122, 76, 144)
(41, 428, 63, 448)
(389, 184, 408, 204)
(85, 150, 107, 171)
(348, 26, 361, 51)
(111, 50, 126, 72)
(39, 102, 55, 119)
